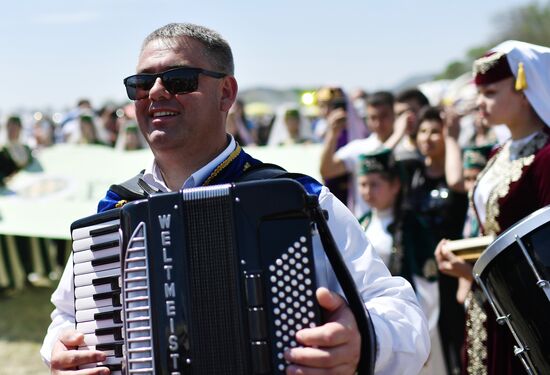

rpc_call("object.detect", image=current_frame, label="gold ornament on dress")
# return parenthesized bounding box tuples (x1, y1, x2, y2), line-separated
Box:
(473, 52, 506, 75)
(475, 131, 548, 235)
(465, 290, 488, 375)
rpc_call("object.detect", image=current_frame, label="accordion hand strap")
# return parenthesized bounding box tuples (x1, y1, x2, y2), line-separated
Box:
(309, 198, 377, 375)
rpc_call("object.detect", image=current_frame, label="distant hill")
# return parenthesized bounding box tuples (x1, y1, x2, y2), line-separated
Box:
(391, 72, 436, 93)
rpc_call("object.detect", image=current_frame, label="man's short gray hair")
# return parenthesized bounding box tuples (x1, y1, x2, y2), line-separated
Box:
(142, 23, 234, 75)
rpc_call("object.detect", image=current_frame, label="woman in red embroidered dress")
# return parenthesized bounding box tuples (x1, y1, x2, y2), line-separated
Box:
(436, 40, 550, 375)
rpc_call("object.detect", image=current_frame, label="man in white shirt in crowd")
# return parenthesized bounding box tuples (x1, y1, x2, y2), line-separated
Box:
(320, 92, 396, 217)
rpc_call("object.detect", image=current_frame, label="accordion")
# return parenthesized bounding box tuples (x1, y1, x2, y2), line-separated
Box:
(71, 178, 375, 375)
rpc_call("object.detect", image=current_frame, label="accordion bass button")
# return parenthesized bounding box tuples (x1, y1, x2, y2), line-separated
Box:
(250, 341, 271, 374)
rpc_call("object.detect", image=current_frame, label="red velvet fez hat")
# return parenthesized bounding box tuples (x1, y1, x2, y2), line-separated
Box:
(473, 51, 514, 86)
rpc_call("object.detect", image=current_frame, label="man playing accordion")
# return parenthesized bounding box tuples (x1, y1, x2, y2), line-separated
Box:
(41, 23, 430, 375)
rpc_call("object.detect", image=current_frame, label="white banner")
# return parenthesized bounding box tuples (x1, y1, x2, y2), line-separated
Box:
(0, 143, 322, 239)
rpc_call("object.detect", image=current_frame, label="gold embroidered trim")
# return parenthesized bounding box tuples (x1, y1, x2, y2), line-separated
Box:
(465, 291, 488, 375)
(202, 144, 242, 186)
(483, 145, 533, 235)
(477, 131, 548, 235)
(473, 51, 506, 75)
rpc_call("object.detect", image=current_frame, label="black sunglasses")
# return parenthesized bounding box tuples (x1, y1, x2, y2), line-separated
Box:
(123, 67, 226, 100)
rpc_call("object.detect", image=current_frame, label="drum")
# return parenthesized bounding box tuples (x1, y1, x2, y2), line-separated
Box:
(474, 206, 550, 375)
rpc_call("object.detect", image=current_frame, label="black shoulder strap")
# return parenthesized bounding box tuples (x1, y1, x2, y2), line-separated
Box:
(109, 170, 159, 201)
(237, 162, 311, 183)
(236, 163, 289, 182)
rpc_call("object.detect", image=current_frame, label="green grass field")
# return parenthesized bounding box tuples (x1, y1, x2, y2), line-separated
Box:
(0, 286, 55, 375)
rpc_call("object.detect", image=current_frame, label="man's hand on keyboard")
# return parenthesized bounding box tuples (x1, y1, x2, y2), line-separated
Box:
(50, 329, 109, 374)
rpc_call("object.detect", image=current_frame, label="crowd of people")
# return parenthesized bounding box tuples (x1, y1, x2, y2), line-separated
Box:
(0, 100, 149, 185)
(0, 86, 487, 188)
(314, 40, 550, 375)
(1, 21, 549, 375)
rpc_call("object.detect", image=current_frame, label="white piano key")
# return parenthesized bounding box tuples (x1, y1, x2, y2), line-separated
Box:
(79, 346, 116, 357)
(79, 355, 123, 369)
(76, 306, 121, 323)
(73, 246, 120, 264)
(74, 260, 120, 276)
(72, 219, 120, 241)
(73, 232, 120, 253)
(77, 320, 123, 335)
(78, 343, 123, 358)
(74, 267, 121, 287)
(75, 282, 116, 299)
(76, 295, 118, 310)
(83, 332, 119, 346)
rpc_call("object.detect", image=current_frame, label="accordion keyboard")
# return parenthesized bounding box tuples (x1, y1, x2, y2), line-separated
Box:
(72, 215, 123, 375)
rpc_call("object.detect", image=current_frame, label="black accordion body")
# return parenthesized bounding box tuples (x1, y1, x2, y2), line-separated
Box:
(71, 179, 375, 375)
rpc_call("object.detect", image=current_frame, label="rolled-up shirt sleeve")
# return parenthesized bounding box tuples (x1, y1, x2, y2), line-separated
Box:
(314, 186, 430, 375)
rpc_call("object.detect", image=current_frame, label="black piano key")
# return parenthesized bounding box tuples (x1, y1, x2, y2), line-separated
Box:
(93, 291, 121, 307)
(93, 276, 119, 287)
(105, 363, 122, 372)
(93, 290, 121, 300)
(91, 254, 121, 267)
(95, 326, 122, 340)
(90, 224, 119, 237)
(94, 309, 122, 323)
(90, 240, 120, 252)
(96, 341, 124, 357)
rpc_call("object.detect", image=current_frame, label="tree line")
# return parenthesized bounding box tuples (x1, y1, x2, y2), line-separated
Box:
(437, 1, 550, 80)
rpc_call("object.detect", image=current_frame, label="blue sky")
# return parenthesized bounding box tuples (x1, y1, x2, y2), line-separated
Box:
(1, 0, 535, 113)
